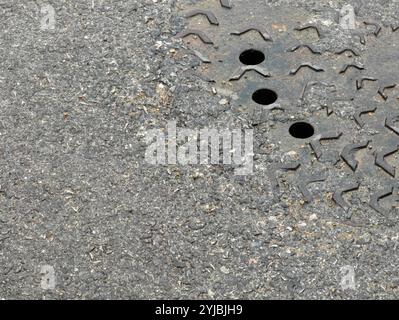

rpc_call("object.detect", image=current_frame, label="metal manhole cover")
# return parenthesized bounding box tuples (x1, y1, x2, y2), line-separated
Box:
(176, 0, 399, 225)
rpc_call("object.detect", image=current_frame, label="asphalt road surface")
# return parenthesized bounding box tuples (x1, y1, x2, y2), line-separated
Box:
(0, 0, 398, 299)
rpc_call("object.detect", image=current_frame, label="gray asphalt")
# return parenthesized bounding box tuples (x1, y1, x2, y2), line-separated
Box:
(0, 0, 398, 299)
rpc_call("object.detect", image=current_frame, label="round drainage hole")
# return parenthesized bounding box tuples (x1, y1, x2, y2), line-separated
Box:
(252, 89, 278, 105)
(239, 49, 265, 65)
(289, 122, 315, 139)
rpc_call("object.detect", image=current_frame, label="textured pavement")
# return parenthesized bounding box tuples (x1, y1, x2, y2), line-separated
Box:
(0, 0, 398, 299)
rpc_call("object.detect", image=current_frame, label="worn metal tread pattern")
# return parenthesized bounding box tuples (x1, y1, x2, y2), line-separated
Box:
(177, 0, 399, 224)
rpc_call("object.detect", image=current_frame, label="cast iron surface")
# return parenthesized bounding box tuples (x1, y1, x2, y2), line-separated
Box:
(178, 0, 399, 225)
